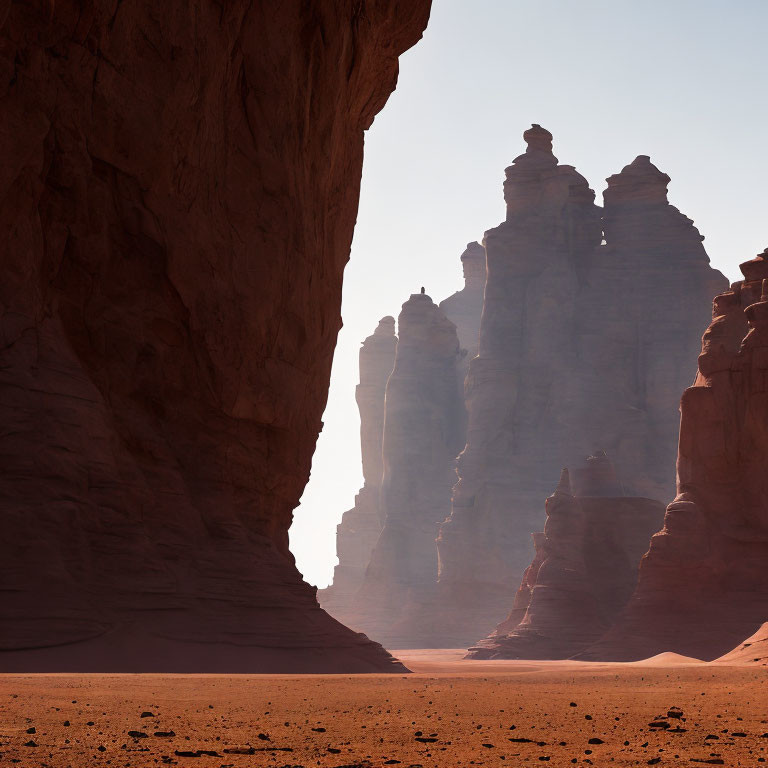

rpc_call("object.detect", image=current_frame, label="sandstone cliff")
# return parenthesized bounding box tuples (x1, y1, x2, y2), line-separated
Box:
(581, 251, 768, 661)
(342, 293, 464, 646)
(319, 317, 396, 618)
(467, 455, 665, 659)
(433, 127, 727, 647)
(0, 0, 430, 671)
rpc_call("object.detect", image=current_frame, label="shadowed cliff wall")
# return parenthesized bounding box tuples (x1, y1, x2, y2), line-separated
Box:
(0, 0, 431, 672)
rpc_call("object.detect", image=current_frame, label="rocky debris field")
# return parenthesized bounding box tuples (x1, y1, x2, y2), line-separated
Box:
(0, 661, 766, 767)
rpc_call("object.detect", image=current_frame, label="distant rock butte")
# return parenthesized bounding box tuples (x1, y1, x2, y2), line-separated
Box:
(580, 250, 768, 661)
(431, 126, 727, 648)
(319, 317, 396, 619)
(0, 0, 431, 672)
(340, 293, 465, 647)
(467, 455, 665, 659)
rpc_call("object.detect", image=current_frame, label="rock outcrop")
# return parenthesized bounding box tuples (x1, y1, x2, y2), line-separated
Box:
(340, 293, 464, 646)
(468, 455, 665, 659)
(319, 317, 396, 617)
(433, 126, 727, 647)
(0, 0, 431, 671)
(581, 251, 768, 661)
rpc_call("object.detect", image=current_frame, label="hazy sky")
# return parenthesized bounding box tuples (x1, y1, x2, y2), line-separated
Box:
(290, 0, 768, 588)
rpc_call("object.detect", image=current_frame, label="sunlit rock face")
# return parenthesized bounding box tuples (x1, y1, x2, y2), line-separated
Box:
(467, 455, 665, 660)
(338, 293, 465, 646)
(318, 318, 396, 620)
(581, 251, 768, 661)
(432, 127, 727, 648)
(0, 0, 431, 672)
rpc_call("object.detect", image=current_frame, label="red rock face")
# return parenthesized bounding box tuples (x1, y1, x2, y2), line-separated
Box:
(581, 252, 768, 661)
(0, 0, 431, 671)
(468, 457, 665, 660)
(337, 293, 465, 646)
(434, 127, 727, 647)
(319, 317, 396, 616)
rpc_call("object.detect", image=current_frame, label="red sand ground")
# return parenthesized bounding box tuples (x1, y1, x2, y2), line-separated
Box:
(1, 651, 766, 767)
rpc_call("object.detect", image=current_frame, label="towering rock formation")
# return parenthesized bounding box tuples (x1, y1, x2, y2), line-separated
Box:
(321, 243, 484, 638)
(434, 125, 604, 645)
(439, 241, 486, 365)
(433, 127, 727, 647)
(341, 293, 464, 646)
(468, 454, 665, 659)
(439, 240, 486, 449)
(582, 251, 768, 661)
(0, 1, 431, 671)
(574, 156, 729, 502)
(319, 317, 396, 618)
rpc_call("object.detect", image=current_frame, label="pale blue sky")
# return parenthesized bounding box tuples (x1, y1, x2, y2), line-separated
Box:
(291, 0, 768, 588)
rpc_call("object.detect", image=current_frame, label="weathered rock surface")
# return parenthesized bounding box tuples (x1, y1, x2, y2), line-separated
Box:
(340, 294, 464, 646)
(468, 455, 665, 659)
(581, 252, 768, 661)
(433, 126, 727, 647)
(0, 0, 431, 671)
(318, 317, 396, 617)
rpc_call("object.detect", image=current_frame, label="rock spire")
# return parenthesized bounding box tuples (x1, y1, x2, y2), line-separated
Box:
(340, 293, 465, 646)
(432, 127, 727, 647)
(318, 317, 397, 619)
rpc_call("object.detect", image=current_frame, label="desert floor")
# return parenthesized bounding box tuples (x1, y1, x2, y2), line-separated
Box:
(1, 650, 766, 767)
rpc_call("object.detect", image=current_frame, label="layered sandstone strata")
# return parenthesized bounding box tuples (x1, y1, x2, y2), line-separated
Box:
(319, 318, 396, 618)
(433, 127, 727, 647)
(581, 251, 768, 661)
(0, 0, 431, 671)
(468, 455, 664, 659)
(343, 293, 464, 646)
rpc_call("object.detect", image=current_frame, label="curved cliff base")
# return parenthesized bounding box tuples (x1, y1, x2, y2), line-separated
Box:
(0, 624, 408, 674)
